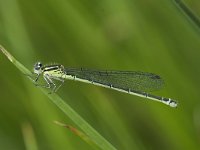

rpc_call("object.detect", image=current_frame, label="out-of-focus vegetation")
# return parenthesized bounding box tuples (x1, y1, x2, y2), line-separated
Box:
(0, 0, 200, 149)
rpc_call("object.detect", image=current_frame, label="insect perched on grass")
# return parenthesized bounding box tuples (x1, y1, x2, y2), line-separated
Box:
(30, 62, 177, 108)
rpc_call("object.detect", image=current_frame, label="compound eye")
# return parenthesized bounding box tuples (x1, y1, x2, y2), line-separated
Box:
(34, 62, 42, 70)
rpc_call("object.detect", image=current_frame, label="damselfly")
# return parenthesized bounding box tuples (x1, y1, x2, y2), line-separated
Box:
(30, 62, 177, 108)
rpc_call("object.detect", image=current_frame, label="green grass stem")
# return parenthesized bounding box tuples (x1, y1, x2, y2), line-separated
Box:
(173, 0, 200, 31)
(0, 44, 117, 150)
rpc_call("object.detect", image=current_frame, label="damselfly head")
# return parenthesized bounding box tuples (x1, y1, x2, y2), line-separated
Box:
(34, 62, 43, 74)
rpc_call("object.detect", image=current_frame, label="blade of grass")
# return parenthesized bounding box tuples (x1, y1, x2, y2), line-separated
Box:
(21, 122, 38, 150)
(54, 121, 100, 150)
(0, 44, 117, 150)
(173, 0, 200, 31)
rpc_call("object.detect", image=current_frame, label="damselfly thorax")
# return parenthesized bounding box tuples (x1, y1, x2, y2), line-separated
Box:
(42, 64, 65, 78)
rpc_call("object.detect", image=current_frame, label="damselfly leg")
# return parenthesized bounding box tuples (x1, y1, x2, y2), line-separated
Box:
(47, 76, 65, 93)
(24, 72, 40, 82)
(34, 74, 65, 93)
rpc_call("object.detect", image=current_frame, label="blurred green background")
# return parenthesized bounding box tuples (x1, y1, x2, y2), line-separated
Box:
(0, 0, 200, 149)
